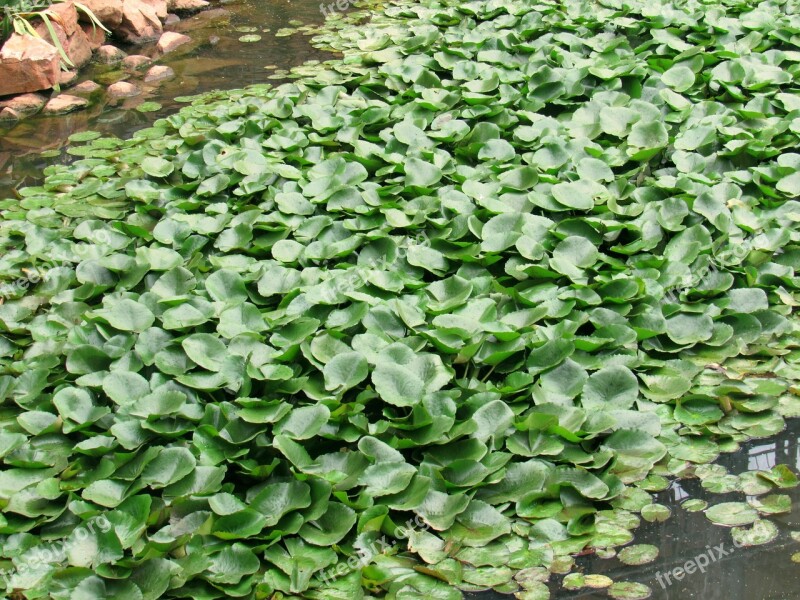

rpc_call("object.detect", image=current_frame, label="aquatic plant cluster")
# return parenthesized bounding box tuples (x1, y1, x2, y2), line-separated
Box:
(1, 0, 800, 598)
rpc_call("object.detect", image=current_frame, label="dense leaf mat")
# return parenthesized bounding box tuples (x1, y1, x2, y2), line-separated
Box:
(2, 0, 800, 597)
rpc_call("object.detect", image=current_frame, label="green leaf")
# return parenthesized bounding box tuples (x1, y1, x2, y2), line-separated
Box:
(323, 351, 369, 392)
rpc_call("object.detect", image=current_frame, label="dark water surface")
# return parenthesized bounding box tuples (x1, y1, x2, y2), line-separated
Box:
(0, 0, 334, 194)
(470, 418, 800, 600)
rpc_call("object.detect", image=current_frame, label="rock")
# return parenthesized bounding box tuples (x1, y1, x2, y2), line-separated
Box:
(59, 70, 79, 86)
(96, 44, 127, 63)
(81, 23, 107, 49)
(143, 64, 174, 82)
(0, 34, 60, 96)
(42, 94, 88, 115)
(167, 0, 208, 13)
(122, 54, 152, 70)
(156, 31, 190, 54)
(141, 0, 167, 20)
(107, 81, 140, 98)
(79, 0, 123, 28)
(70, 80, 102, 94)
(47, 1, 80, 36)
(118, 0, 163, 43)
(0, 107, 22, 122)
(164, 13, 180, 26)
(0, 93, 47, 117)
(66, 29, 94, 67)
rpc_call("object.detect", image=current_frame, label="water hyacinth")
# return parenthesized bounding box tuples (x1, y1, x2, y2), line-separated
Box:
(0, 0, 799, 597)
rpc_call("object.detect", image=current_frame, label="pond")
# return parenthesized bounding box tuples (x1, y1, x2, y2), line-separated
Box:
(0, 0, 334, 195)
(1, 0, 799, 598)
(469, 418, 800, 599)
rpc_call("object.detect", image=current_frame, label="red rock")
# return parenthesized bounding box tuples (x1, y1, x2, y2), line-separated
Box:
(107, 81, 140, 98)
(0, 34, 60, 96)
(96, 44, 127, 63)
(164, 13, 180, 26)
(143, 64, 174, 82)
(0, 107, 21, 121)
(47, 1, 80, 36)
(141, 0, 167, 20)
(167, 0, 208, 13)
(79, 0, 123, 28)
(0, 93, 47, 116)
(66, 29, 93, 67)
(118, 0, 163, 43)
(70, 80, 102, 94)
(81, 22, 107, 50)
(156, 31, 190, 54)
(122, 54, 152, 70)
(59, 70, 79, 86)
(32, 16, 92, 68)
(42, 94, 88, 114)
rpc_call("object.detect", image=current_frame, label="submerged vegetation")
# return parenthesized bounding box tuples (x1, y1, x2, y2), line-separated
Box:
(1, 0, 800, 598)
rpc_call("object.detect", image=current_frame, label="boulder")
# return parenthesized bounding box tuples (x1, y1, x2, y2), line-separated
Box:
(81, 23, 107, 49)
(122, 54, 152, 70)
(107, 81, 140, 98)
(42, 94, 88, 115)
(46, 1, 80, 36)
(59, 70, 79, 86)
(70, 80, 102, 94)
(167, 0, 208, 13)
(164, 13, 180, 26)
(65, 29, 94, 67)
(143, 64, 174, 82)
(0, 93, 47, 117)
(96, 44, 127, 63)
(156, 31, 190, 54)
(0, 107, 21, 122)
(0, 34, 60, 96)
(118, 0, 163, 43)
(79, 0, 123, 28)
(33, 16, 93, 68)
(141, 0, 167, 20)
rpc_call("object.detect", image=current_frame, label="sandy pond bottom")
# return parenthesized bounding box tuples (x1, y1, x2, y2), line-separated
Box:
(469, 418, 800, 600)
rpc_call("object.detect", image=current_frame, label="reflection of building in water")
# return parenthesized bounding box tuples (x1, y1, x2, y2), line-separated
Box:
(540, 421, 800, 600)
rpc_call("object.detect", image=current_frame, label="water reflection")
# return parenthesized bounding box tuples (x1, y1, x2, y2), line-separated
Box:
(0, 0, 335, 196)
(469, 419, 800, 599)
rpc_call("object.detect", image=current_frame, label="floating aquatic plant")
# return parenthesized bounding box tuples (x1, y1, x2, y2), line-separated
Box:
(1, 0, 800, 597)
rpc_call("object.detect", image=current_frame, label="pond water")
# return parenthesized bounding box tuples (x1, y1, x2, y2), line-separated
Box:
(0, 0, 334, 195)
(1, 2, 799, 599)
(469, 418, 800, 599)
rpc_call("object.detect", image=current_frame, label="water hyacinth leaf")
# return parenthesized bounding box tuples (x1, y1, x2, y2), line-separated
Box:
(705, 502, 759, 527)
(681, 499, 708, 512)
(323, 351, 369, 392)
(731, 519, 779, 547)
(608, 581, 652, 600)
(640, 504, 671, 523)
(748, 494, 791, 515)
(617, 544, 659, 566)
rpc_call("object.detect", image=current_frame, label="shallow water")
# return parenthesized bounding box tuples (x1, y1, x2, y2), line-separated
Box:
(0, 0, 334, 195)
(469, 418, 800, 599)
